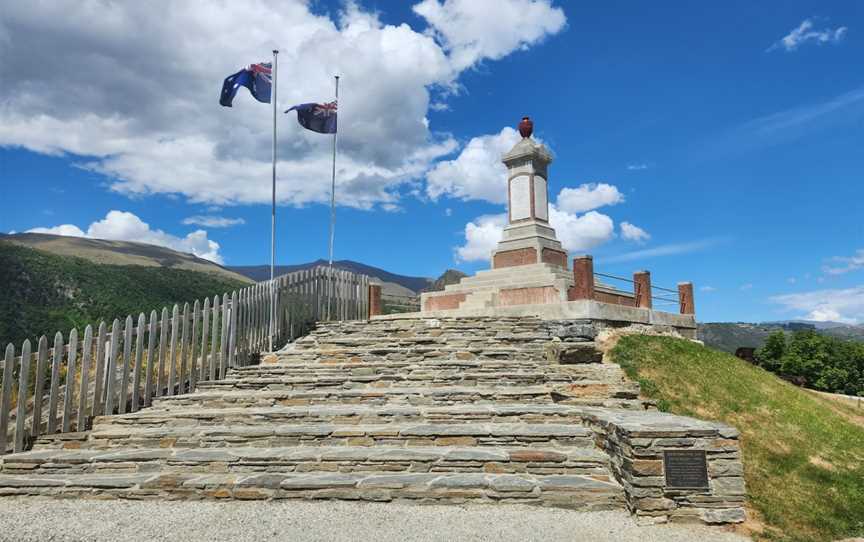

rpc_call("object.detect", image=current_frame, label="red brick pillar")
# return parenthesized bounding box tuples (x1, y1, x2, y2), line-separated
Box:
(368, 284, 382, 318)
(634, 270, 652, 309)
(570, 256, 595, 300)
(678, 282, 695, 315)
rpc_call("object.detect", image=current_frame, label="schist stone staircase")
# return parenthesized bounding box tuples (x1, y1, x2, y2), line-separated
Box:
(0, 317, 747, 524)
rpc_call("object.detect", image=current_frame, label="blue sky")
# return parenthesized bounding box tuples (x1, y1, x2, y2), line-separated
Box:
(1, 1, 862, 323)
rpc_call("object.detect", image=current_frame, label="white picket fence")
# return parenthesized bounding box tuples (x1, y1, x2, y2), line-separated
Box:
(0, 265, 371, 454)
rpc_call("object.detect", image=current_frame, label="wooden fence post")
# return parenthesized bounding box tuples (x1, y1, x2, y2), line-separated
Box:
(92, 323, 107, 416)
(167, 305, 180, 396)
(189, 301, 200, 392)
(47, 331, 64, 431)
(131, 314, 145, 412)
(0, 344, 15, 452)
(144, 311, 158, 406)
(228, 291, 238, 368)
(14, 340, 32, 452)
(32, 336, 49, 439)
(118, 316, 133, 414)
(220, 293, 230, 378)
(177, 303, 189, 394)
(61, 330, 78, 432)
(156, 308, 169, 397)
(210, 295, 220, 380)
(77, 326, 93, 429)
(105, 319, 121, 414)
(199, 297, 211, 382)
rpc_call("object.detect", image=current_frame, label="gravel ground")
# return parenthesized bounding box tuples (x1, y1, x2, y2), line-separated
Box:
(0, 499, 750, 542)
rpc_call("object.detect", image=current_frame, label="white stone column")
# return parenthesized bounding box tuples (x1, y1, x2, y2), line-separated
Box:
(492, 133, 567, 269)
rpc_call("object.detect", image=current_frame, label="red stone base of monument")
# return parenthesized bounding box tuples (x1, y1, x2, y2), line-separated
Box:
(492, 247, 568, 269)
(420, 262, 587, 313)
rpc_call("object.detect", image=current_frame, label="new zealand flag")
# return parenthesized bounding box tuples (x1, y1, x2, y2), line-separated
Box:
(285, 101, 338, 134)
(220, 62, 272, 106)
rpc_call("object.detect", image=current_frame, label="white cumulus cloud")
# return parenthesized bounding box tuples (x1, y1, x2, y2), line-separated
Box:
(426, 127, 521, 203)
(413, 0, 566, 72)
(27, 211, 223, 263)
(28, 224, 86, 237)
(0, 1, 566, 210)
(556, 183, 624, 213)
(620, 221, 650, 243)
(455, 205, 615, 262)
(455, 213, 507, 262)
(770, 286, 864, 324)
(182, 216, 245, 228)
(548, 207, 615, 253)
(768, 18, 847, 52)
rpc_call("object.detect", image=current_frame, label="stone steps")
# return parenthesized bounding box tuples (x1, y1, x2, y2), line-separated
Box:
(279, 347, 550, 364)
(234, 362, 622, 379)
(442, 278, 570, 295)
(36, 422, 597, 450)
(0, 316, 643, 514)
(283, 346, 545, 359)
(192, 374, 636, 392)
(159, 386, 561, 405)
(151, 385, 639, 410)
(87, 404, 592, 431)
(0, 445, 611, 477)
(0, 470, 625, 509)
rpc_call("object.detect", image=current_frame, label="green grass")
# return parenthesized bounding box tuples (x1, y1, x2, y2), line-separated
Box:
(611, 335, 864, 541)
(0, 242, 249, 348)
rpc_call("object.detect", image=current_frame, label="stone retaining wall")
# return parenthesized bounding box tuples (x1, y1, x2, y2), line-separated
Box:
(578, 408, 746, 524)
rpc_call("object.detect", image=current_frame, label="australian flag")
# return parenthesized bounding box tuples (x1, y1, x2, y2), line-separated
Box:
(220, 62, 272, 106)
(285, 101, 338, 134)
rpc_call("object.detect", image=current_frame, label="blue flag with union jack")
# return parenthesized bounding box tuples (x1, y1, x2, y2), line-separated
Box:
(285, 101, 337, 134)
(220, 62, 272, 106)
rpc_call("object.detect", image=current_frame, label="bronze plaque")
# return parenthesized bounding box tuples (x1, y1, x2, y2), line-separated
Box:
(663, 450, 709, 489)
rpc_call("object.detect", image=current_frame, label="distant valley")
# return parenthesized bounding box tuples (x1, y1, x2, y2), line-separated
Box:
(698, 320, 864, 353)
(0, 233, 467, 346)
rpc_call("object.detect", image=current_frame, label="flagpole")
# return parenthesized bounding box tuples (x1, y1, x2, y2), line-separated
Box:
(327, 75, 339, 321)
(269, 49, 278, 351)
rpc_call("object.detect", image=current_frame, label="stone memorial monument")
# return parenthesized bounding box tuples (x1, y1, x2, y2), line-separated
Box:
(492, 117, 568, 270)
(422, 116, 576, 312)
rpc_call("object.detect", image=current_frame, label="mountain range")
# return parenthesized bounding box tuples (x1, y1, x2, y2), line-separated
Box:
(229, 260, 431, 298)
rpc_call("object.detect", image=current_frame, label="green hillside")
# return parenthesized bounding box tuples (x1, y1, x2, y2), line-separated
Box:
(0, 242, 250, 347)
(611, 335, 864, 542)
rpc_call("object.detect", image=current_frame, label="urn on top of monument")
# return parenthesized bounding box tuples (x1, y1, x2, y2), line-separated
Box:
(518, 116, 533, 138)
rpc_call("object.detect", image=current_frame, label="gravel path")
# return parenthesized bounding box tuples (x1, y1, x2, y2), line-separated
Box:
(0, 499, 749, 542)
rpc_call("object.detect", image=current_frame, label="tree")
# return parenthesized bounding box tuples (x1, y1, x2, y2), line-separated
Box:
(755, 331, 786, 372)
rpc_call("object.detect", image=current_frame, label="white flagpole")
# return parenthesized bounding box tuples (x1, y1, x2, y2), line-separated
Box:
(269, 49, 279, 351)
(327, 75, 339, 321)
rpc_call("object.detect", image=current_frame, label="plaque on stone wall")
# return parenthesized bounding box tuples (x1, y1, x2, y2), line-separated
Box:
(663, 450, 709, 489)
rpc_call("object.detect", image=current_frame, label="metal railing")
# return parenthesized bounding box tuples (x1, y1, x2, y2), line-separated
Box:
(593, 272, 682, 308)
(0, 265, 370, 454)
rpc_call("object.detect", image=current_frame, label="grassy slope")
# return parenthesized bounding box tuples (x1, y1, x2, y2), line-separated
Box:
(0, 242, 249, 347)
(611, 335, 864, 542)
